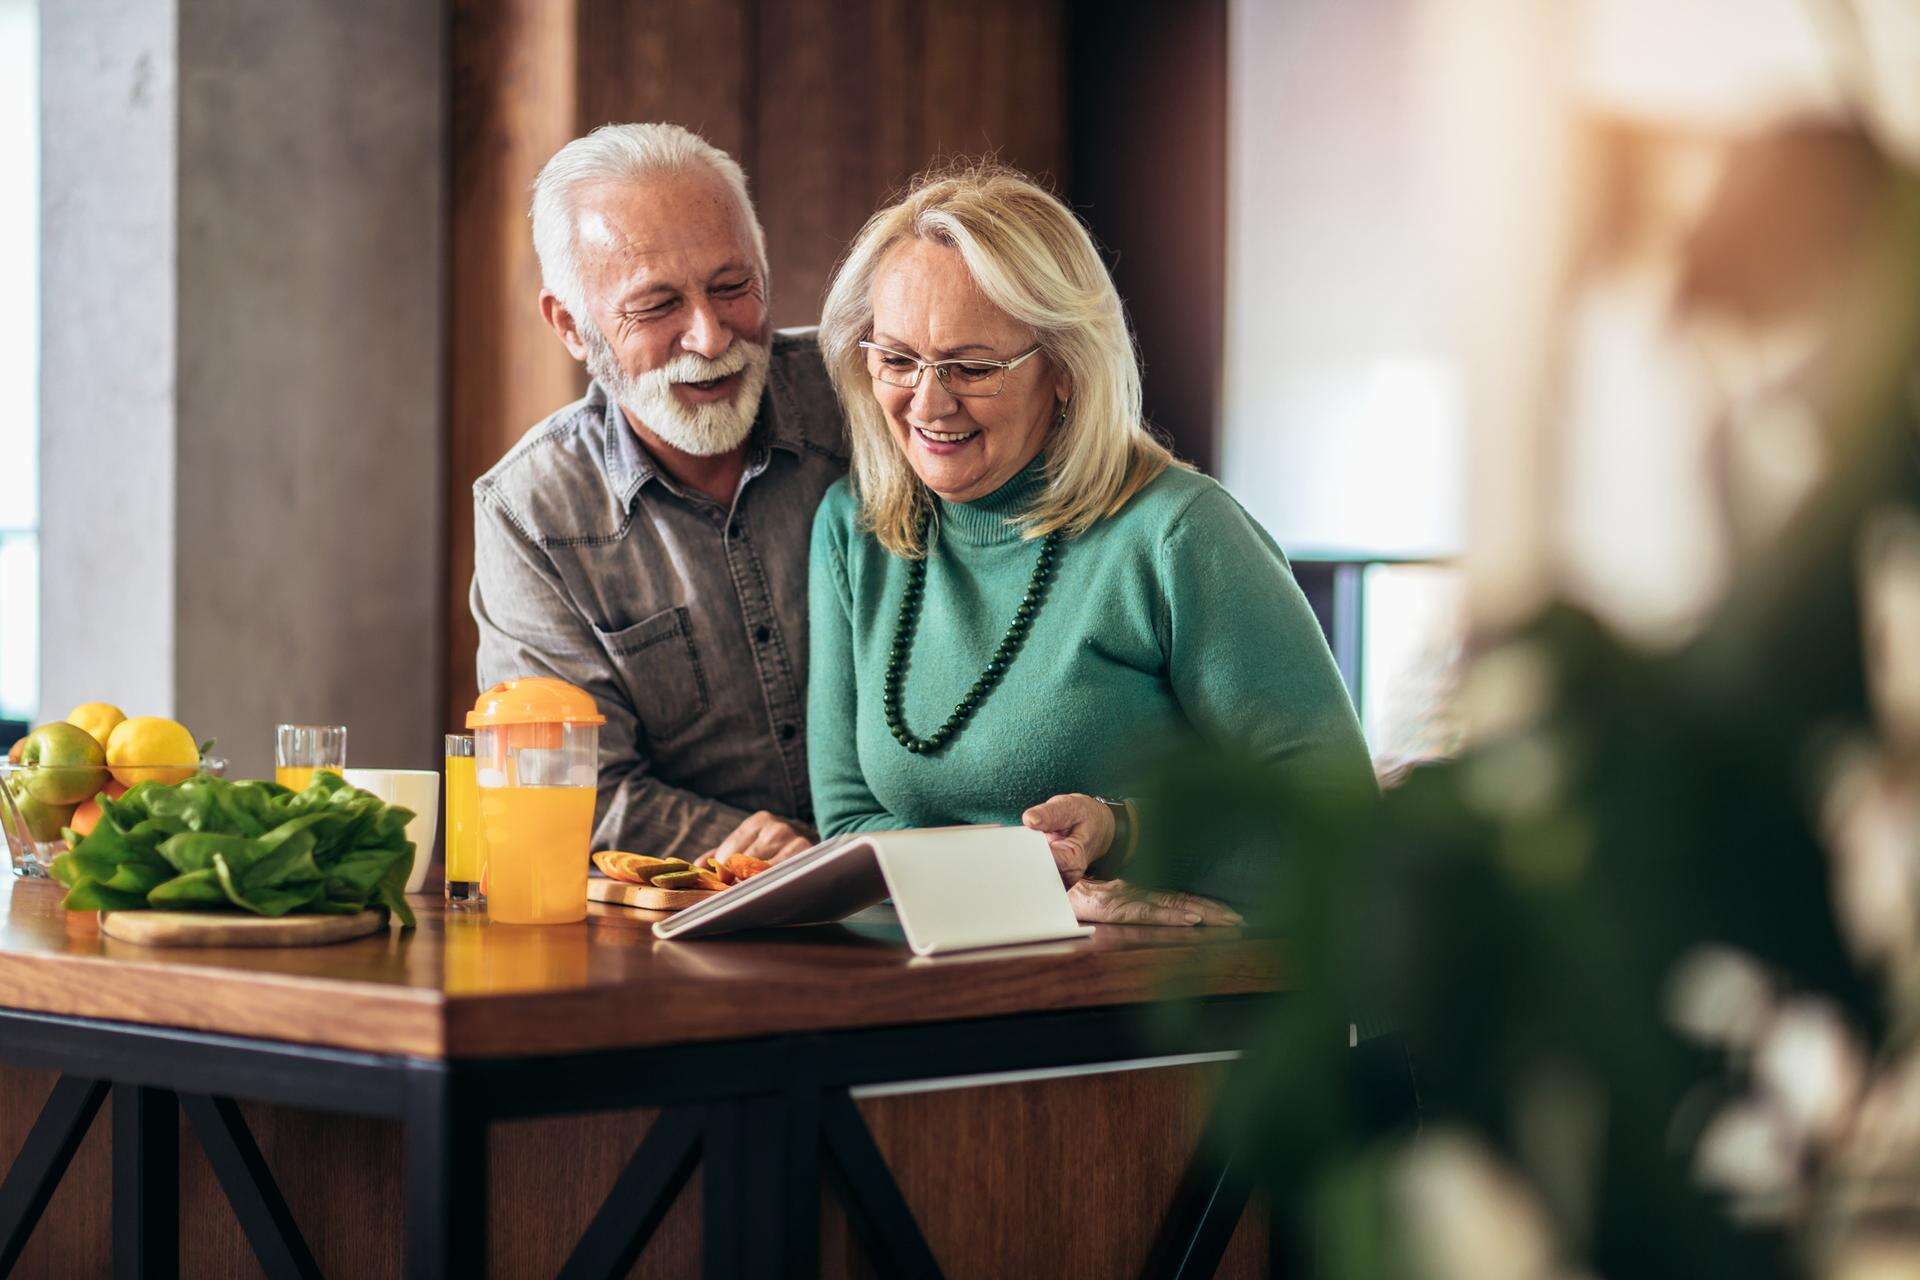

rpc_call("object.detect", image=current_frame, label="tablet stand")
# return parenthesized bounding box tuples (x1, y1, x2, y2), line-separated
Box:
(866, 827, 1094, 956)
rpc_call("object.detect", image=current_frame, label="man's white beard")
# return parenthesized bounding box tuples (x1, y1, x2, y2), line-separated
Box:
(582, 323, 770, 458)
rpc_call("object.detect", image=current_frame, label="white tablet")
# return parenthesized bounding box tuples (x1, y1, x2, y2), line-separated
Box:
(653, 825, 1094, 956)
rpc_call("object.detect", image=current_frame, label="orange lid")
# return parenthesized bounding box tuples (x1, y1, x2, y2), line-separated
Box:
(466, 676, 607, 728)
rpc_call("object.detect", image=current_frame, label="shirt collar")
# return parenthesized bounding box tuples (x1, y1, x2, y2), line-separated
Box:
(596, 358, 802, 508)
(596, 381, 653, 504)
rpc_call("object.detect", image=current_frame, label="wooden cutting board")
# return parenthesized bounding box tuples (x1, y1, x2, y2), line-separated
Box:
(99, 909, 386, 948)
(588, 878, 719, 913)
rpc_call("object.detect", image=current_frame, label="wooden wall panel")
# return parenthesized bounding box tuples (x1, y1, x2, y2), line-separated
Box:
(179, 1102, 405, 1277)
(752, 0, 924, 327)
(918, 1, 1069, 182)
(831, 1062, 1268, 1278)
(173, 1103, 705, 1278)
(0, 1075, 703, 1278)
(0, 1070, 111, 1278)
(576, 0, 752, 157)
(754, 0, 1069, 327)
(1067, 0, 1229, 473)
(446, 0, 587, 731)
(0, 1064, 1255, 1277)
(490, 1109, 704, 1278)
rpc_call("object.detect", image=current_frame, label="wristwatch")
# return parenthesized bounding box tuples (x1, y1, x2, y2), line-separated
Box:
(1087, 796, 1140, 880)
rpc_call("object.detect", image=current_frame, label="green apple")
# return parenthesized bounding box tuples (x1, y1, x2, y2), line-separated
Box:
(5, 779, 76, 843)
(17, 722, 109, 806)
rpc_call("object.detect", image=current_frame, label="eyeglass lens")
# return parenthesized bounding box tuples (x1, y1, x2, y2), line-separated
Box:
(865, 348, 1010, 397)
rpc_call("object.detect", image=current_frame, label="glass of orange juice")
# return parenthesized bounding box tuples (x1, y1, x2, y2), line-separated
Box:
(467, 678, 603, 925)
(444, 734, 485, 907)
(275, 724, 346, 791)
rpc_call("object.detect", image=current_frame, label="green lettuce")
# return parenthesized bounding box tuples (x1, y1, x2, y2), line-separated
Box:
(51, 771, 417, 927)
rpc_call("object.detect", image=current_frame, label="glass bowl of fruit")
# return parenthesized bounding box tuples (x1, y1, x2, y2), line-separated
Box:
(0, 719, 224, 877)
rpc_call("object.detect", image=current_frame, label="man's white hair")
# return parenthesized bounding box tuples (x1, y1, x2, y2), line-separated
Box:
(529, 122, 769, 317)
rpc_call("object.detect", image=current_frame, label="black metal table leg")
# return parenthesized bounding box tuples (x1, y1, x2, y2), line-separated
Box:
(736, 1094, 795, 1278)
(702, 1100, 745, 1280)
(702, 1092, 814, 1278)
(557, 1104, 703, 1280)
(819, 1089, 941, 1280)
(0, 1075, 109, 1273)
(1268, 1199, 1315, 1280)
(404, 1063, 485, 1280)
(781, 1087, 821, 1280)
(1139, 1136, 1251, 1280)
(112, 1084, 178, 1280)
(0, 985, 1262, 1277)
(181, 1094, 321, 1279)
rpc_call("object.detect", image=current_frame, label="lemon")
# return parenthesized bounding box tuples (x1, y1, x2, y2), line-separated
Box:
(105, 716, 199, 788)
(66, 702, 127, 751)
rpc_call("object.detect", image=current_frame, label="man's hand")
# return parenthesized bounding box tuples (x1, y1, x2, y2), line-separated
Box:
(703, 810, 815, 864)
(1021, 793, 1116, 886)
(1067, 879, 1244, 927)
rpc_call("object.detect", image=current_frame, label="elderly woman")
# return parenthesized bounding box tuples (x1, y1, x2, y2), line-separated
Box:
(809, 163, 1374, 925)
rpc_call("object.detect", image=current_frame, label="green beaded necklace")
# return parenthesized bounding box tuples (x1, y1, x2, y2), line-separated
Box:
(882, 511, 1064, 755)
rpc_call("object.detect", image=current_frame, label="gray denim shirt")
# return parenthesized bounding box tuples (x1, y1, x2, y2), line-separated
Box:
(470, 328, 849, 858)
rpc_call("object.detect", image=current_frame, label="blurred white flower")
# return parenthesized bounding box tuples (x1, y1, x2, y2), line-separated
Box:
(1836, 1045, 1920, 1181)
(1460, 641, 1558, 745)
(1853, 0, 1920, 168)
(1399, 1130, 1565, 1280)
(1465, 732, 1568, 821)
(1755, 999, 1867, 1145)
(1859, 508, 1920, 751)
(1728, 394, 1827, 551)
(1695, 1100, 1801, 1206)
(1516, 1061, 1608, 1248)
(1827, 1234, 1920, 1280)
(1820, 741, 1920, 971)
(1668, 945, 1776, 1049)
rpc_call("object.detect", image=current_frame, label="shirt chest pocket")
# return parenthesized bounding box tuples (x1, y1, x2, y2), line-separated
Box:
(593, 606, 710, 741)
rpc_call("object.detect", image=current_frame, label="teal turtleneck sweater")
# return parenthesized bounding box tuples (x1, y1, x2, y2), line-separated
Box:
(806, 457, 1373, 900)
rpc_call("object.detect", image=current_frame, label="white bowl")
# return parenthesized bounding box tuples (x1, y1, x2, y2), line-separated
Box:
(340, 768, 440, 894)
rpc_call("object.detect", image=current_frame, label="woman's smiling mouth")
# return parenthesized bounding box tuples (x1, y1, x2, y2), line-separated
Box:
(914, 426, 979, 449)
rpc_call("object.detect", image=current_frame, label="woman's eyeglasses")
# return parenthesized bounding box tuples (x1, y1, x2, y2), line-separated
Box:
(859, 340, 1043, 398)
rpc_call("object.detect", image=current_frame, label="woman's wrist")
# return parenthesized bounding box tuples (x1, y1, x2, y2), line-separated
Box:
(1088, 796, 1139, 879)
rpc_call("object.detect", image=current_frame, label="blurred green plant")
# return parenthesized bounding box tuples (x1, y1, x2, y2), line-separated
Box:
(1135, 133, 1920, 1278)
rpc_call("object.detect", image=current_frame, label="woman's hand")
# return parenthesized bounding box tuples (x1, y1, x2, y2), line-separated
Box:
(1067, 878, 1244, 927)
(1021, 793, 1115, 886)
(703, 811, 816, 865)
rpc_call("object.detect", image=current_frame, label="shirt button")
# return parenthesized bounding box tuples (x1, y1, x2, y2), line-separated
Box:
(780, 723, 797, 742)
(754, 625, 771, 644)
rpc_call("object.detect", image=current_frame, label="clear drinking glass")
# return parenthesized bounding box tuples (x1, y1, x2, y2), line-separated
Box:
(275, 724, 346, 792)
(444, 733, 484, 907)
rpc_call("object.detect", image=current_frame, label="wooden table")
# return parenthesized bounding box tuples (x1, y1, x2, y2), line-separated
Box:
(0, 877, 1285, 1278)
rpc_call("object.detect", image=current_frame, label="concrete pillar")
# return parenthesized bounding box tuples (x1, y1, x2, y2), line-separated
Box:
(40, 0, 179, 723)
(41, 1, 446, 778)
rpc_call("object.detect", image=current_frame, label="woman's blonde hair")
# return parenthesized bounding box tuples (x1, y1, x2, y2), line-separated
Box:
(818, 160, 1179, 557)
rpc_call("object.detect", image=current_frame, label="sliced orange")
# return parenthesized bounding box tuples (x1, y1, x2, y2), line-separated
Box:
(592, 851, 645, 883)
(724, 854, 773, 881)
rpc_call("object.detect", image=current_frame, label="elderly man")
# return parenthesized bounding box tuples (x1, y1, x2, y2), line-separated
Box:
(471, 123, 844, 861)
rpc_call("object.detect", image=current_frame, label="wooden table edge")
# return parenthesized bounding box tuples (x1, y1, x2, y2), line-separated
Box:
(438, 943, 1285, 1059)
(0, 949, 447, 1057)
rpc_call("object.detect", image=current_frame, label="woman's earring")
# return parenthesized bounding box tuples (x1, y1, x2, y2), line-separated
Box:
(1055, 401, 1069, 429)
